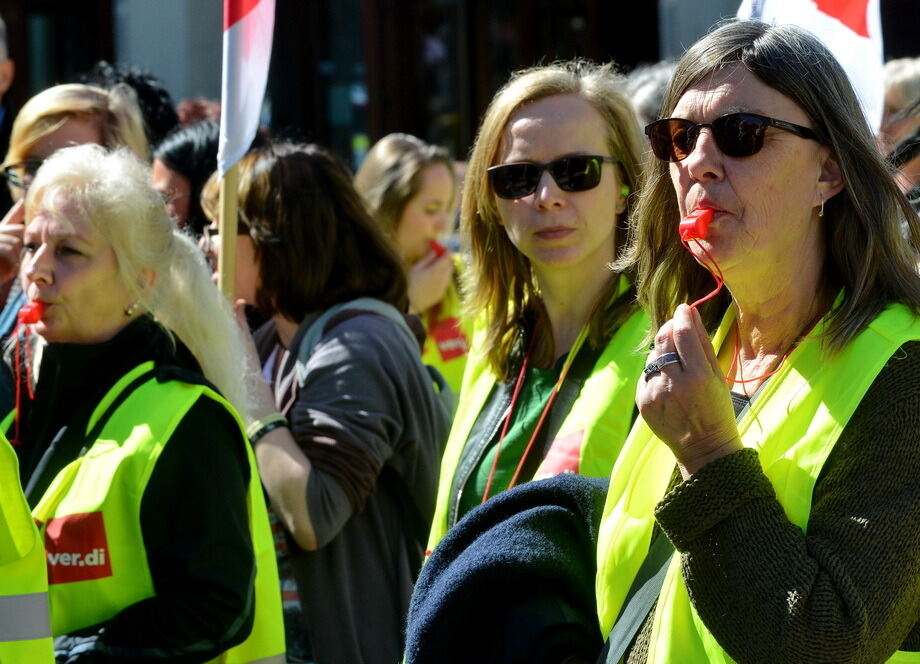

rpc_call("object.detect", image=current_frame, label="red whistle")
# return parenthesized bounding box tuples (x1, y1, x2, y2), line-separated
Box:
(429, 240, 447, 258)
(18, 301, 45, 325)
(679, 208, 715, 241)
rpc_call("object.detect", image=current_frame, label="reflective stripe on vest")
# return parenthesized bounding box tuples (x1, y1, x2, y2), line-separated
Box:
(0, 433, 54, 662)
(426, 278, 649, 551)
(596, 302, 920, 663)
(32, 362, 285, 663)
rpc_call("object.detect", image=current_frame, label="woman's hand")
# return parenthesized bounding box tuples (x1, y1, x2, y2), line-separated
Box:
(407, 250, 454, 314)
(232, 299, 318, 550)
(0, 200, 25, 284)
(637, 304, 742, 478)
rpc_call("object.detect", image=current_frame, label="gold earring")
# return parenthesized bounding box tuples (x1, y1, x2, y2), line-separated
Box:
(817, 198, 824, 217)
(124, 302, 140, 317)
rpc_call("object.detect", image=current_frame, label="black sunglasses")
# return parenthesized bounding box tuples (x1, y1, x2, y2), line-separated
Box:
(645, 112, 820, 162)
(2, 160, 44, 191)
(488, 155, 618, 199)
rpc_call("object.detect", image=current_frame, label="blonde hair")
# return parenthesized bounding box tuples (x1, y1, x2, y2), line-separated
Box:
(354, 133, 456, 239)
(463, 60, 645, 379)
(4, 83, 149, 170)
(620, 21, 920, 351)
(25, 145, 254, 419)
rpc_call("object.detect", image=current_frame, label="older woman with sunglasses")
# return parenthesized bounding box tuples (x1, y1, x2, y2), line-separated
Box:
(424, 61, 648, 552)
(594, 21, 920, 663)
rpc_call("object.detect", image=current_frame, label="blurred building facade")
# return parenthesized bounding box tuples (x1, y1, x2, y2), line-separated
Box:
(1, 0, 918, 166)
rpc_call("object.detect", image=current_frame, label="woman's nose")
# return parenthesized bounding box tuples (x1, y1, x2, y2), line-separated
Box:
(682, 128, 725, 182)
(23, 245, 52, 284)
(533, 171, 565, 209)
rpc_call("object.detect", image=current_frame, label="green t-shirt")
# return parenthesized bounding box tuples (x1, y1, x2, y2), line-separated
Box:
(456, 360, 564, 519)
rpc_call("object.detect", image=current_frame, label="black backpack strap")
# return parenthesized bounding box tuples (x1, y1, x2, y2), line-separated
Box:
(596, 533, 676, 664)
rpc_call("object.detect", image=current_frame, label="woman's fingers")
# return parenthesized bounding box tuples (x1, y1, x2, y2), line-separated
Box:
(670, 304, 713, 375)
(689, 305, 723, 376)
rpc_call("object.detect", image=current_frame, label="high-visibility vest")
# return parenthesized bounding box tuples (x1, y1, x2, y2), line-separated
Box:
(427, 285, 649, 551)
(596, 303, 920, 663)
(422, 261, 473, 396)
(0, 433, 54, 663)
(32, 362, 286, 663)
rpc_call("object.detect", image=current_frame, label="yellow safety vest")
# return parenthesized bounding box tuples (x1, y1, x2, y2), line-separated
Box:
(427, 289, 649, 551)
(596, 303, 920, 663)
(0, 432, 54, 663)
(32, 362, 286, 663)
(422, 262, 473, 397)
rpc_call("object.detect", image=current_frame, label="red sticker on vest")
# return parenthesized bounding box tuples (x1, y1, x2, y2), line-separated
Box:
(43, 511, 113, 584)
(535, 429, 585, 479)
(429, 316, 469, 362)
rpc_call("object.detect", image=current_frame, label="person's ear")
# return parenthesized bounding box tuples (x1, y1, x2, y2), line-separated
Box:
(138, 268, 157, 291)
(815, 149, 845, 208)
(0, 59, 15, 98)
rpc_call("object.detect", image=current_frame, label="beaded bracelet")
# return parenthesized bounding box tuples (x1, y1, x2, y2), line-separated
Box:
(247, 413, 288, 445)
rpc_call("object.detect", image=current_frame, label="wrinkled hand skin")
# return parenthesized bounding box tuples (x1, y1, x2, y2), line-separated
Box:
(637, 303, 742, 478)
(407, 250, 454, 314)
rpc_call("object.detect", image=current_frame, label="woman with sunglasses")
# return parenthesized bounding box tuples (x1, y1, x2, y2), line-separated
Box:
(594, 21, 920, 663)
(424, 61, 648, 552)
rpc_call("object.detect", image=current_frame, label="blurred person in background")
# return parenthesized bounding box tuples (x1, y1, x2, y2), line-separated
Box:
(220, 141, 451, 664)
(355, 133, 472, 394)
(881, 58, 920, 209)
(152, 120, 219, 235)
(11, 144, 283, 663)
(880, 57, 920, 155)
(624, 60, 675, 127)
(79, 60, 180, 150)
(0, 13, 17, 215)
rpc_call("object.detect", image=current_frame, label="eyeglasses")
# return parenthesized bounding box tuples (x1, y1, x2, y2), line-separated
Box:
(3, 160, 44, 191)
(645, 112, 820, 162)
(487, 155, 618, 199)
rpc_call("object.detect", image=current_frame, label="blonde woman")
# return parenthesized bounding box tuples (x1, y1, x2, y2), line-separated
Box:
(11, 144, 283, 662)
(425, 61, 649, 551)
(355, 133, 471, 394)
(0, 83, 148, 347)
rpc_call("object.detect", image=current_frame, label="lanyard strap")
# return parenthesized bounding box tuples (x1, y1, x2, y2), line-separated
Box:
(481, 323, 590, 503)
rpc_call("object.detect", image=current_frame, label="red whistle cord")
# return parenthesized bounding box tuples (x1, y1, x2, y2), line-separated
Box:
(678, 210, 790, 386)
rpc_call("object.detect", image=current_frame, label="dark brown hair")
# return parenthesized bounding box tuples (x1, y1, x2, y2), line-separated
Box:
(237, 142, 408, 321)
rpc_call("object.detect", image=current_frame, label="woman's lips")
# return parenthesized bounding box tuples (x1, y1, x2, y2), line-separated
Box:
(535, 226, 575, 240)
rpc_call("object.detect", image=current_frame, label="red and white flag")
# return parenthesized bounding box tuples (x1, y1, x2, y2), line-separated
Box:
(737, 0, 884, 132)
(217, 0, 275, 175)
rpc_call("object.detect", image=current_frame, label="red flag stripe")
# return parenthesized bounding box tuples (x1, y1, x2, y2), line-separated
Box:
(224, 0, 261, 30)
(814, 0, 870, 38)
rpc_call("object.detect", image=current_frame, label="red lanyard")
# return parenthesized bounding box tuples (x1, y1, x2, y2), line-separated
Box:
(480, 323, 589, 503)
(725, 311, 824, 386)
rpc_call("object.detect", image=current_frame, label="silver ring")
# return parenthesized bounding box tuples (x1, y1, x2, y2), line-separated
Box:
(643, 351, 681, 379)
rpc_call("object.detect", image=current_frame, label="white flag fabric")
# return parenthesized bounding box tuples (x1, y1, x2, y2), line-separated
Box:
(217, 0, 276, 175)
(737, 0, 884, 132)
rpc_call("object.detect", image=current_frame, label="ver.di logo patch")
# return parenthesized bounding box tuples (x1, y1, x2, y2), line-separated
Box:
(42, 511, 113, 584)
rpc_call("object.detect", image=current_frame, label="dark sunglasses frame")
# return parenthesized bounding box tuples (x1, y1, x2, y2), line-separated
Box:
(645, 112, 820, 162)
(2, 159, 45, 190)
(487, 155, 618, 199)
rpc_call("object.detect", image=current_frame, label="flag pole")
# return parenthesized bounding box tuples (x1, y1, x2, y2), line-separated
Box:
(218, 163, 238, 301)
